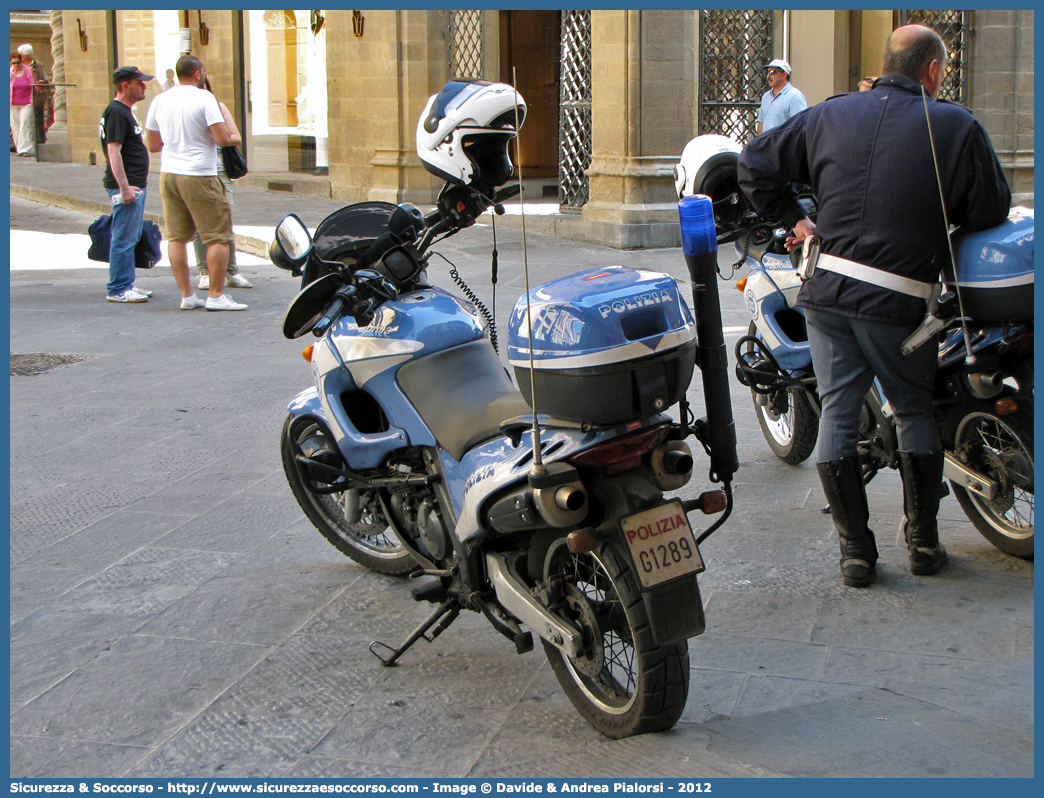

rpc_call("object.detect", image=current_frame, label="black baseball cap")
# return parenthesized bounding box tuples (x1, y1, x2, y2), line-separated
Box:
(112, 66, 154, 84)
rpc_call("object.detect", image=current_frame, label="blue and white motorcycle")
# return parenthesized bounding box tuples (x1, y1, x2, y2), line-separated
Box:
(676, 134, 1034, 559)
(270, 82, 739, 738)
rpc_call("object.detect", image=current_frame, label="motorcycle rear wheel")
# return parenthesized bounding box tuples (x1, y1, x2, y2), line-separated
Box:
(542, 541, 689, 738)
(746, 323, 819, 464)
(949, 408, 1033, 560)
(281, 416, 415, 574)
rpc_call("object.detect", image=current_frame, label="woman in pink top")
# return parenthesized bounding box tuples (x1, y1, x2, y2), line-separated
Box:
(10, 51, 35, 156)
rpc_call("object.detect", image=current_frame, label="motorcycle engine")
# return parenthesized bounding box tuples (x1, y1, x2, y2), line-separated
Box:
(389, 488, 450, 561)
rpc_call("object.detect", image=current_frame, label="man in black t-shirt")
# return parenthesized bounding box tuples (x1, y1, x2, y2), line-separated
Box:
(100, 65, 154, 302)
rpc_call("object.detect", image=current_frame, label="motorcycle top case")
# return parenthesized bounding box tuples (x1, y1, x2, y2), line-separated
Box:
(948, 206, 1034, 323)
(507, 266, 696, 426)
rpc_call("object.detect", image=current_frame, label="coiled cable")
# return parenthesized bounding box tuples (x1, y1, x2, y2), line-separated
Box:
(431, 250, 499, 353)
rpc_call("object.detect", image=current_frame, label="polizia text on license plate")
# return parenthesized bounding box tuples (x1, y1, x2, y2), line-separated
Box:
(621, 500, 704, 589)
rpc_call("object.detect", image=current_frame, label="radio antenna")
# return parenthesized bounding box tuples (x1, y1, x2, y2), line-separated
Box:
(511, 69, 544, 476)
(922, 83, 976, 365)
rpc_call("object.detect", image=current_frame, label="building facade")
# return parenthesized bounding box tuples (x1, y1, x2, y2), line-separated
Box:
(43, 9, 1033, 248)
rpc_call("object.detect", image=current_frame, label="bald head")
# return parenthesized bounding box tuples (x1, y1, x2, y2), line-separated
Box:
(883, 25, 947, 82)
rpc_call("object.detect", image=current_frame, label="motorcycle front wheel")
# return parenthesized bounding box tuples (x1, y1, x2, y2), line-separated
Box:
(281, 415, 416, 574)
(745, 323, 819, 464)
(542, 541, 689, 738)
(949, 408, 1033, 560)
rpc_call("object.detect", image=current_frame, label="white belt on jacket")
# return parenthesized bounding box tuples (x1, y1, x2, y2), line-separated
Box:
(816, 254, 938, 300)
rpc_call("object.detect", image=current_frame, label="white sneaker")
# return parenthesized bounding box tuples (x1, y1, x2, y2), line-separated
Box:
(205, 293, 248, 311)
(180, 294, 206, 310)
(226, 273, 253, 288)
(130, 286, 154, 297)
(198, 275, 210, 290)
(107, 290, 148, 303)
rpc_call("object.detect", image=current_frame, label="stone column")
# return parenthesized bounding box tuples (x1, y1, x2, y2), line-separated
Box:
(326, 9, 445, 205)
(970, 10, 1034, 207)
(578, 10, 696, 249)
(37, 9, 72, 161)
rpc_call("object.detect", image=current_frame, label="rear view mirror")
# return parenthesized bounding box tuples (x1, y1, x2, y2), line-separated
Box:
(270, 214, 313, 271)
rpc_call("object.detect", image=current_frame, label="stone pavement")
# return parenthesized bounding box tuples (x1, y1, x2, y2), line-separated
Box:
(8, 154, 1034, 779)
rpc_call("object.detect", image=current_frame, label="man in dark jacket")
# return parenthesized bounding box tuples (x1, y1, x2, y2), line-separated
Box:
(738, 25, 1011, 588)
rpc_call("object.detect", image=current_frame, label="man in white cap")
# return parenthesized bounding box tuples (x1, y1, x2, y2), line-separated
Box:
(756, 58, 806, 135)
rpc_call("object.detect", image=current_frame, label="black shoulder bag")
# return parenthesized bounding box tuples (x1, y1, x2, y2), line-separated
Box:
(221, 146, 248, 180)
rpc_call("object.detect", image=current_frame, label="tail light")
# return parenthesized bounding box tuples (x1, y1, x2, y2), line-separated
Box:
(570, 425, 668, 473)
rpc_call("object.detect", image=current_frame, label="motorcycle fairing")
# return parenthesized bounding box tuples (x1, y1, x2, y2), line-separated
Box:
(743, 266, 813, 372)
(397, 338, 532, 461)
(938, 326, 1013, 371)
(447, 425, 614, 543)
(314, 362, 425, 468)
(328, 287, 487, 353)
(305, 287, 491, 469)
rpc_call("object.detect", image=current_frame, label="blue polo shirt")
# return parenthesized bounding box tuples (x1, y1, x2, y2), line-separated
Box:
(758, 82, 807, 132)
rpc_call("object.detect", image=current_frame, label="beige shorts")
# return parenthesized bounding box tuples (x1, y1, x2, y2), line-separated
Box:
(159, 173, 234, 246)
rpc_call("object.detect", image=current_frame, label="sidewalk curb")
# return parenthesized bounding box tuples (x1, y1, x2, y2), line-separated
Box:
(10, 182, 270, 257)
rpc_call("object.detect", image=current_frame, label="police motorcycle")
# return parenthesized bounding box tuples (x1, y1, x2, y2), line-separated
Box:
(270, 81, 740, 738)
(675, 134, 1034, 560)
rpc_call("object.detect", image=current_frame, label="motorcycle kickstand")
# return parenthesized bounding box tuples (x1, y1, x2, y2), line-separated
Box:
(368, 599, 461, 667)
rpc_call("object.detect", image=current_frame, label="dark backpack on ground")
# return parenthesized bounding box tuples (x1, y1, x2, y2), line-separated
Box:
(87, 215, 163, 268)
(134, 219, 162, 269)
(87, 214, 111, 262)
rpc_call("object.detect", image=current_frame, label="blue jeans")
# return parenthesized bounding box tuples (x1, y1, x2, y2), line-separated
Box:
(106, 187, 147, 296)
(805, 307, 940, 460)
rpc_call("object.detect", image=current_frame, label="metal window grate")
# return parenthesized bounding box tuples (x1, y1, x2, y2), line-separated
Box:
(898, 10, 971, 105)
(558, 10, 592, 210)
(699, 10, 774, 144)
(447, 10, 484, 81)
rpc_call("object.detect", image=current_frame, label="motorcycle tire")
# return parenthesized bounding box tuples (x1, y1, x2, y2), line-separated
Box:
(541, 540, 689, 739)
(280, 415, 416, 574)
(949, 407, 1034, 560)
(745, 323, 819, 464)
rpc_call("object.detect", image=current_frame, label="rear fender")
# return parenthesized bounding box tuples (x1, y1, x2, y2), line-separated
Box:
(590, 470, 707, 646)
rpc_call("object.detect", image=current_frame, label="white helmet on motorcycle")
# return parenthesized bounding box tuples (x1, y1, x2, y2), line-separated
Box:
(674, 134, 748, 242)
(416, 80, 527, 192)
(674, 134, 741, 200)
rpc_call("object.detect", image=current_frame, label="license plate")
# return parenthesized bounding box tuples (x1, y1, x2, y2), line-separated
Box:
(621, 501, 704, 589)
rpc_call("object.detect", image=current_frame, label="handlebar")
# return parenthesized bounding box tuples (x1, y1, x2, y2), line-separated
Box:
(312, 285, 358, 337)
(289, 180, 524, 336)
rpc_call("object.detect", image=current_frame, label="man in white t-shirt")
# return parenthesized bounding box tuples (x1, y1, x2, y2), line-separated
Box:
(144, 55, 246, 311)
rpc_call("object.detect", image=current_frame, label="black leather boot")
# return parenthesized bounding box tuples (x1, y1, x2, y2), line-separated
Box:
(898, 450, 947, 575)
(818, 457, 878, 588)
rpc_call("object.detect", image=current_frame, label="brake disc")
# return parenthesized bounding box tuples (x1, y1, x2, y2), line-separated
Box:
(562, 583, 604, 678)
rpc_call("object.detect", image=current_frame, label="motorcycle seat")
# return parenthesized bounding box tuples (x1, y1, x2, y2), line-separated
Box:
(397, 338, 533, 461)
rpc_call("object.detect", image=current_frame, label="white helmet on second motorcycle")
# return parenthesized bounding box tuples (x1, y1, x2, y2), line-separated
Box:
(416, 80, 527, 192)
(674, 134, 749, 242)
(674, 134, 742, 199)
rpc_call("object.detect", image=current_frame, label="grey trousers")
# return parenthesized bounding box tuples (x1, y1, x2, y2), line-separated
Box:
(805, 307, 940, 461)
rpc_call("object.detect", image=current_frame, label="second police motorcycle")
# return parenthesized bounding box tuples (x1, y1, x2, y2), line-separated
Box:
(270, 81, 739, 737)
(675, 134, 1033, 560)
